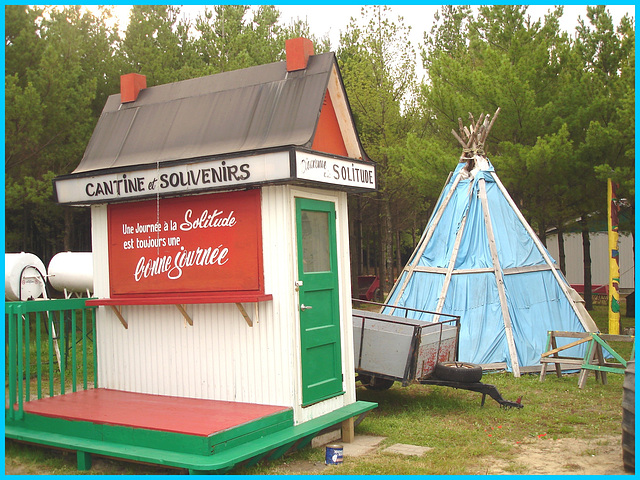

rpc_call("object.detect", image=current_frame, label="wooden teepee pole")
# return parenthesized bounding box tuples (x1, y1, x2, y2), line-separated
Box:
(452, 108, 500, 166)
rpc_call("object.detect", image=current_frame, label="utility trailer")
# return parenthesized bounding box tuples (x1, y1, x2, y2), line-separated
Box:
(352, 300, 523, 408)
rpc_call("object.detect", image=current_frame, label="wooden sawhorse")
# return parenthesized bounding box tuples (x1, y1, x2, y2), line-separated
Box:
(539, 331, 635, 389)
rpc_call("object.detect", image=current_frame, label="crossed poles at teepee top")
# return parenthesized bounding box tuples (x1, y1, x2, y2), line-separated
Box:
(451, 107, 501, 169)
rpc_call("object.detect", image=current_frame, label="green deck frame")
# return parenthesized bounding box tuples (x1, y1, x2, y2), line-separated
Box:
(6, 400, 377, 474)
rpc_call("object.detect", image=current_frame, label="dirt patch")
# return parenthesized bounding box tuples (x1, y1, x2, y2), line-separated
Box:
(477, 435, 629, 475)
(5, 435, 631, 475)
(271, 459, 329, 474)
(4, 458, 34, 476)
(273, 435, 631, 475)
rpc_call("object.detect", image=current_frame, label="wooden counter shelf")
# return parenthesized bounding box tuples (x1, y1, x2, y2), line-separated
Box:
(86, 294, 273, 328)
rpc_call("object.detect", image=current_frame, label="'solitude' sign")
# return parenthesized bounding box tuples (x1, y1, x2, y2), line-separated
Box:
(108, 189, 264, 296)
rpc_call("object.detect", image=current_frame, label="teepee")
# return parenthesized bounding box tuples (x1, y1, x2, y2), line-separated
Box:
(384, 109, 597, 377)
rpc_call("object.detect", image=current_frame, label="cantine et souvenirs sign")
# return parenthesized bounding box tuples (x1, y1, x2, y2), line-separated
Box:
(108, 189, 264, 296)
(54, 150, 376, 204)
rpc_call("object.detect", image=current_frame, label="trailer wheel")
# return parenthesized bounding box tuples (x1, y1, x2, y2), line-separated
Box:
(622, 360, 635, 473)
(434, 362, 483, 383)
(358, 374, 394, 391)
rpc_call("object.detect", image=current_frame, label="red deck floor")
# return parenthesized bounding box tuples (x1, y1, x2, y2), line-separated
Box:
(21, 388, 290, 437)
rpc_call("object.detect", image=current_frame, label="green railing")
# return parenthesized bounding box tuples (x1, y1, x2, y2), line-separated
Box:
(5, 298, 97, 421)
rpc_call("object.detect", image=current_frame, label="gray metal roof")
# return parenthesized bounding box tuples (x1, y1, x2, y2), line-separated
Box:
(73, 52, 368, 174)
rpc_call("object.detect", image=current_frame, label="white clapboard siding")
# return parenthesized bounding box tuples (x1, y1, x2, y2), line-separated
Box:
(91, 185, 357, 424)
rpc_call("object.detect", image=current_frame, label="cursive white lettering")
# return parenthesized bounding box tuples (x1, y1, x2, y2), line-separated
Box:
(180, 209, 236, 231)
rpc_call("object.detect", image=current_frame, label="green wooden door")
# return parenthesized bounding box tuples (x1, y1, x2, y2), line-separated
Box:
(295, 197, 344, 406)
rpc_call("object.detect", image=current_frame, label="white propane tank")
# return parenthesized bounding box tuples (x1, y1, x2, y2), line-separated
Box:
(48, 252, 93, 295)
(5, 252, 48, 301)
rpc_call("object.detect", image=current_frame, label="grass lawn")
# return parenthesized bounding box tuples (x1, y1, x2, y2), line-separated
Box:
(5, 299, 634, 475)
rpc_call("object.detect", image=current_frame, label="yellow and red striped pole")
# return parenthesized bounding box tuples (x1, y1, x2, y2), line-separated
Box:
(607, 178, 620, 335)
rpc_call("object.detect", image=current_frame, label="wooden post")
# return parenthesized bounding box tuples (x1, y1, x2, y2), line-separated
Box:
(341, 417, 355, 443)
(539, 332, 551, 382)
(578, 339, 597, 389)
(479, 178, 520, 377)
(77, 450, 92, 471)
(607, 178, 621, 335)
(109, 305, 128, 329)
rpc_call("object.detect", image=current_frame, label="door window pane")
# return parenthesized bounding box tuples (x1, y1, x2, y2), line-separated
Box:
(301, 210, 330, 272)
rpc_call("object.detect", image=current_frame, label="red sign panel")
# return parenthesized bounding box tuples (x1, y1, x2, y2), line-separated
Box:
(108, 189, 263, 296)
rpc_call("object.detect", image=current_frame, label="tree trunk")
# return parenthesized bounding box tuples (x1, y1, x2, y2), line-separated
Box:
(377, 194, 393, 301)
(538, 220, 547, 247)
(364, 238, 369, 274)
(376, 196, 386, 300)
(383, 200, 393, 299)
(395, 228, 402, 281)
(580, 216, 593, 311)
(352, 197, 365, 293)
(348, 199, 359, 298)
(632, 230, 635, 288)
(412, 217, 417, 249)
(63, 207, 72, 252)
(356, 198, 363, 278)
(557, 226, 566, 276)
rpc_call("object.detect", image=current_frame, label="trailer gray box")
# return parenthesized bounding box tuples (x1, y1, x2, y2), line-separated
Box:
(353, 310, 458, 382)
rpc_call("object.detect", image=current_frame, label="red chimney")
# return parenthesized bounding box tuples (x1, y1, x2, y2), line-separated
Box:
(286, 37, 314, 72)
(120, 73, 147, 103)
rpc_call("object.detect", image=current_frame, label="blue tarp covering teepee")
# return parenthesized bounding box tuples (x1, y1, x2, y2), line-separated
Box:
(384, 113, 596, 376)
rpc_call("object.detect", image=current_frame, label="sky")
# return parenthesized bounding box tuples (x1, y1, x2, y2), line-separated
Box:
(98, 4, 634, 81)
(262, 4, 634, 48)
(105, 4, 636, 52)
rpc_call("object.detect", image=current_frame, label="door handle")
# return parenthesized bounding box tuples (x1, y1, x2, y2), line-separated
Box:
(300, 304, 313, 311)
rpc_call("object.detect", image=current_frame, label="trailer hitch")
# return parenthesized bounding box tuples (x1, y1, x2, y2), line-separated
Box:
(419, 379, 523, 409)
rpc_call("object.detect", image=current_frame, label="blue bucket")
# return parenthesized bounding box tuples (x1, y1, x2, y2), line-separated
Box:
(325, 444, 343, 465)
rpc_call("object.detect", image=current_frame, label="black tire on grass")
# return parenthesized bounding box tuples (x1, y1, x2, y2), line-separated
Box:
(434, 361, 483, 383)
(622, 360, 635, 473)
(358, 374, 395, 391)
